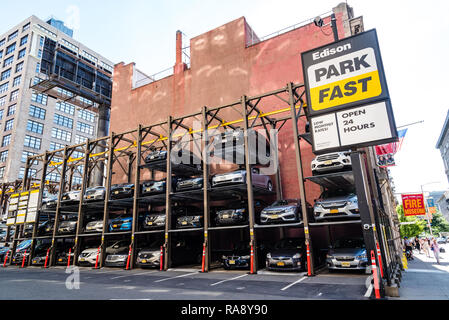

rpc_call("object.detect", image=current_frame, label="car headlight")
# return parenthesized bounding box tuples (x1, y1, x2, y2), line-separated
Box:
(266, 253, 271, 259)
(285, 207, 296, 214)
(293, 253, 301, 259)
(235, 209, 246, 214)
(155, 216, 166, 223)
(222, 255, 227, 260)
(241, 255, 250, 260)
(326, 254, 334, 259)
(356, 252, 367, 260)
(123, 219, 132, 223)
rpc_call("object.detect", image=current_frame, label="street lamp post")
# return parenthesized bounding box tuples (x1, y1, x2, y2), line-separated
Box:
(420, 182, 440, 238)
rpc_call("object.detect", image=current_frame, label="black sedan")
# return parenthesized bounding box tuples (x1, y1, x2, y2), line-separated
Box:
(176, 177, 204, 192)
(222, 241, 269, 270)
(266, 238, 306, 271)
(110, 183, 134, 200)
(144, 149, 202, 170)
(174, 205, 203, 229)
(141, 177, 179, 195)
(142, 211, 166, 230)
(215, 200, 267, 226)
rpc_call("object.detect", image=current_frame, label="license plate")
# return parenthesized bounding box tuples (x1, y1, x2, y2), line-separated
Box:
(114, 191, 119, 194)
(87, 226, 93, 230)
(341, 262, 351, 267)
(79, 258, 85, 262)
(147, 222, 153, 225)
(324, 160, 333, 165)
(113, 225, 118, 228)
(142, 259, 147, 263)
(277, 261, 285, 266)
(33, 260, 37, 264)
(330, 209, 339, 214)
(58, 259, 63, 262)
(270, 215, 279, 219)
(87, 195, 92, 199)
(222, 214, 229, 219)
(182, 221, 188, 225)
(229, 260, 235, 265)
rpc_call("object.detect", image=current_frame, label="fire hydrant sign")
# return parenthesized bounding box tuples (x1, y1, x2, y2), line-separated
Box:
(302, 29, 389, 116)
(402, 194, 426, 216)
(311, 100, 396, 153)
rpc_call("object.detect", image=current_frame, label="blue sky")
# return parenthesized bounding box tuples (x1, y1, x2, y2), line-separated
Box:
(1, 0, 449, 194)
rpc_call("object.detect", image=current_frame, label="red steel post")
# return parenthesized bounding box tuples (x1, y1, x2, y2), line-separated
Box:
(21, 250, 27, 268)
(376, 242, 384, 278)
(3, 250, 9, 267)
(125, 245, 132, 270)
(67, 248, 72, 268)
(306, 243, 312, 277)
(94, 246, 101, 269)
(371, 250, 381, 299)
(250, 245, 254, 274)
(159, 246, 164, 271)
(201, 244, 206, 272)
(44, 248, 50, 268)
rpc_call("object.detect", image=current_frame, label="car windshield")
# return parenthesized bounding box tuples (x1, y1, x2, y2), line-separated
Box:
(275, 239, 304, 249)
(334, 239, 365, 249)
(16, 240, 32, 249)
(271, 199, 298, 206)
(321, 190, 354, 198)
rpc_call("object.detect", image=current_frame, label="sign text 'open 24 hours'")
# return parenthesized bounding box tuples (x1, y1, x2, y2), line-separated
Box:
(302, 29, 390, 116)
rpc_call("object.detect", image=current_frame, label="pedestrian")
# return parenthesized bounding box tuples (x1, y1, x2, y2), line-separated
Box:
(421, 238, 431, 258)
(415, 237, 421, 254)
(404, 237, 414, 260)
(431, 238, 440, 264)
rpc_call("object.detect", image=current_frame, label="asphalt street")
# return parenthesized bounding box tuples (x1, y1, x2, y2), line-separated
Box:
(0, 266, 369, 300)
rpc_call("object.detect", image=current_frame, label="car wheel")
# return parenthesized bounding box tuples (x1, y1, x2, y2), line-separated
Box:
(267, 181, 273, 192)
(223, 265, 230, 270)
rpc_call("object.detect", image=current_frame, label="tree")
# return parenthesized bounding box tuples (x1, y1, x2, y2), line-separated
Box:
(428, 211, 449, 236)
(396, 205, 426, 238)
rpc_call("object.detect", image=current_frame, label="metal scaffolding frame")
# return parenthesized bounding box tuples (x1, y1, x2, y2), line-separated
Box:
(2, 82, 402, 297)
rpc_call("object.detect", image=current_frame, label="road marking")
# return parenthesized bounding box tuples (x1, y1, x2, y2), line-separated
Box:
(111, 271, 158, 279)
(406, 269, 446, 274)
(364, 284, 373, 298)
(154, 272, 198, 283)
(210, 274, 248, 286)
(280, 276, 306, 291)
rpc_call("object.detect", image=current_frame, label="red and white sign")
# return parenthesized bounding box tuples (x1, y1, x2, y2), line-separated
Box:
(402, 194, 426, 216)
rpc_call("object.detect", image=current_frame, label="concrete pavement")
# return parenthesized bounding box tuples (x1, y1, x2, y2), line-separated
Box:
(394, 244, 449, 300)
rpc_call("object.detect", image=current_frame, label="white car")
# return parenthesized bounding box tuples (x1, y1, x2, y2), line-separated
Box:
(311, 152, 351, 175)
(314, 192, 359, 221)
(84, 186, 106, 201)
(85, 220, 104, 233)
(78, 247, 100, 266)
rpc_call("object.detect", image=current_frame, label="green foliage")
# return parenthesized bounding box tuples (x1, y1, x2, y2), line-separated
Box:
(396, 205, 426, 238)
(429, 211, 449, 235)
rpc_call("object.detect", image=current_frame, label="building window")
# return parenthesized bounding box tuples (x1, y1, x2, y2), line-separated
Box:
(18, 168, 37, 180)
(1, 69, 11, 81)
(54, 113, 73, 129)
(6, 43, 16, 55)
(0, 50, 2, 59)
(79, 109, 96, 123)
(24, 135, 41, 149)
(16, 62, 24, 73)
(0, 110, 3, 120)
(0, 38, 5, 47)
(0, 83, 8, 94)
(10, 90, 19, 102)
(77, 122, 94, 135)
(12, 76, 21, 87)
(0, 96, 5, 107)
(7, 105, 16, 116)
(39, 36, 44, 47)
(29, 105, 46, 120)
(37, 49, 42, 59)
(2, 134, 11, 147)
(56, 88, 74, 98)
(75, 135, 88, 144)
(55, 101, 75, 115)
(20, 35, 28, 46)
(51, 127, 71, 142)
(36, 62, 41, 73)
(18, 48, 26, 59)
(26, 120, 44, 134)
(3, 56, 13, 67)
(22, 23, 30, 32)
(21, 150, 36, 163)
(47, 172, 61, 182)
(0, 150, 8, 163)
(31, 92, 47, 105)
(72, 176, 82, 185)
(8, 31, 18, 42)
(4, 119, 14, 131)
(0, 167, 4, 179)
(49, 141, 65, 151)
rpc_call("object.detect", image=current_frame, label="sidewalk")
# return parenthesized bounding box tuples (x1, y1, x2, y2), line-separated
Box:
(393, 244, 449, 300)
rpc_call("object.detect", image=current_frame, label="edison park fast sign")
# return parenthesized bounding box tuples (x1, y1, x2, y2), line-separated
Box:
(301, 29, 398, 154)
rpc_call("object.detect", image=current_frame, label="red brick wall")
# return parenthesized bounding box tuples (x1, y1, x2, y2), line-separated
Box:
(110, 9, 350, 204)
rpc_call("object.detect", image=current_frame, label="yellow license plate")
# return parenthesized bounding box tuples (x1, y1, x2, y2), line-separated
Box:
(222, 214, 229, 219)
(113, 225, 118, 228)
(114, 191, 119, 194)
(79, 258, 85, 262)
(33, 260, 37, 263)
(142, 259, 147, 263)
(330, 209, 339, 214)
(324, 160, 333, 165)
(182, 221, 187, 225)
(229, 260, 235, 265)
(58, 259, 63, 262)
(277, 261, 285, 266)
(147, 222, 153, 225)
(341, 262, 351, 267)
(270, 215, 279, 219)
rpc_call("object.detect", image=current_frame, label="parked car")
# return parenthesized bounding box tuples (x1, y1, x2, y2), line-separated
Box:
(141, 177, 179, 195)
(222, 241, 269, 270)
(142, 211, 166, 230)
(110, 183, 135, 200)
(174, 205, 204, 229)
(78, 241, 130, 266)
(61, 190, 81, 204)
(38, 219, 55, 236)
(137, 239, 202, 268)
(266, 238, 306, 271)
(85, 220, 104, 233)
(215, 200, 267, 226)
(176, 177, 204, 192)
(55, 245, 75, 266)
(260, 199, 313, 224)
(84, 186, 106, 201)
(11, 240, 35, 265)
(58, 218, 78, 234)
(0, 246, 11, 263)
(211, 168, 273, 191)
(109, 215, 145, 232)
(311, 151, 352, 176)
(144, 149, 202, 170)
(105, 248, 130, 267)
(437, 237, 447, 245)
(313, 190, 359, 221)
(32, 243, 73, 266)
(211, 129, 271, 164)
(326, 238, 368, 271)
(42, 194, 58, 209)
